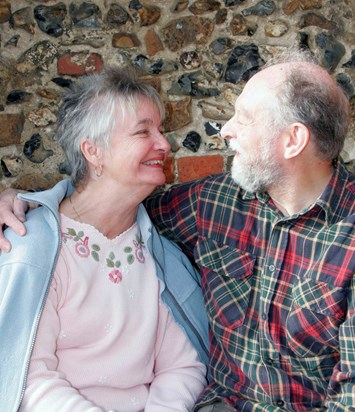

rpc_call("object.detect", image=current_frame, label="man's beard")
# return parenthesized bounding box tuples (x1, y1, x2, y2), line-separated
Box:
(230, 138, 283, 193)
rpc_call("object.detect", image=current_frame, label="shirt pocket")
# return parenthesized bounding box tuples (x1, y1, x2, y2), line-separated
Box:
(286, 277, 345, 359)
(195, 237, 255, 329)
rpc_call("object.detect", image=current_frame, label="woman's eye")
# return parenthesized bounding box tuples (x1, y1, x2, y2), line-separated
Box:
(135, 130, 149, 136)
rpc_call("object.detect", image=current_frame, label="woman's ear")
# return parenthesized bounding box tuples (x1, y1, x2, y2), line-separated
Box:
(283, 123, 310, 159)
(80, 139, 103, 168)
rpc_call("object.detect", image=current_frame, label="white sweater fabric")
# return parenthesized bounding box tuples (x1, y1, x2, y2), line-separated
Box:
(21, 215, 206, 412)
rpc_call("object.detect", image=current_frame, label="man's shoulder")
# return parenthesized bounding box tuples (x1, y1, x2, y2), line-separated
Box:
(192, 172, 239, 191)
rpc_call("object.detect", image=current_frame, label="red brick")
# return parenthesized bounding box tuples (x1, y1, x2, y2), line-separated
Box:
(163, 156, 175, 184)
(0, 113, 24, 147)
(177, 155, 224, 183)
(57, 53, 104, 76)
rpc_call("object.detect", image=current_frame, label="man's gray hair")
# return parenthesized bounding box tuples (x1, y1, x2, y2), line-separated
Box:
(263, 48, 350, 161)
(55, 66, 165, 187)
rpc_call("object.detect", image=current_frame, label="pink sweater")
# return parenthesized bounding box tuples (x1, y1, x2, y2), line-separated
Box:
(21, 215, 206, 411)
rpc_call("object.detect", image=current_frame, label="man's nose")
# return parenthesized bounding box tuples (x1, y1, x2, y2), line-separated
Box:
(220, 120, 234, 140)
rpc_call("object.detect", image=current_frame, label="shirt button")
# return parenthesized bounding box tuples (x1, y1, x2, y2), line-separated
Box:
(266, 358, 273, 365)
(262, 313, 267, 320)
(269, 264, 276, 272)
(276, 400, 284, 407)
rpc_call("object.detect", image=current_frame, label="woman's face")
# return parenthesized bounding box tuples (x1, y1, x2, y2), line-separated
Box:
(101, 97, 170, 193)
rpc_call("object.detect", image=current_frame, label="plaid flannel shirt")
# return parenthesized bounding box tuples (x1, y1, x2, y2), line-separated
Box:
(145, 159, 355, 412)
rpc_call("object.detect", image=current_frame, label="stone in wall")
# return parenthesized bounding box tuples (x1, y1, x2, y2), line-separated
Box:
(164, 97, 192, 133)
(316, 33, 346, 71)
(6, 90, 32, 105)
(4, 35, 19, 47)
(337, 73, 354, 99)
(283, 0, 322, 15)
(69, 1, 102, 29)
(224, 0, 247, 6)
(168, 71, 220, 97)
(203, 61, 224, 80)
(242, 0, 276, 16)
(0, 114, 24, 146)
(342, 51, 355, 69)
(215, 8, 228, 24)
(23, 134, 54, 164)
(51, 77, 74, 88)
(204, 121, 224, 150)
(180, 51, 201, 69)
(129, 1, 161, 26)
(34, 3, 67, 37)
(61, 32, 106, 49)
(265, 20, 288, 37)
(0, 0, 353, 188)
(106, 4, 130, 26)
(16, 41, 58, 73)
(144, 29, 164, 56)
(171, 1, 189, 12)
(198, 100, 234, 120)
(230, 14, 257, 36)
(28, 108, 56, 127)
(132, 55, 178, 75)
(210, 37, 234, 55)
(12, 173, 63, 191)
(1, 156, 22, 178)
(183, 131, 201, 152)
(225, 44, 264, 83)
(166, 133, 180, 153)
(161, 16, 214, 51)
(9, 7, 36, 34)
(298, 12, 336, 31)
(188, 0, 221, 15)
(205, 135, 225, 150)
(112, 33, 140, 48)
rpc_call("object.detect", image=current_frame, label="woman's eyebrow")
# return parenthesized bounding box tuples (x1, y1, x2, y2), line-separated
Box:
(136, 118, 153, 126)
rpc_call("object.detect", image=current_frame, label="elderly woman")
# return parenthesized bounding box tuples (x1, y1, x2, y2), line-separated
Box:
(0, 67, 208, 411)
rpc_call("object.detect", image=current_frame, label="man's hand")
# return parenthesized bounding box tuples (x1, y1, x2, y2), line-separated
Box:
(0, 188, 28, 253)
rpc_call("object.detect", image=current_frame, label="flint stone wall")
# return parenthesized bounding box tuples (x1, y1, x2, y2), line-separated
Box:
(0, 0, 354, 190)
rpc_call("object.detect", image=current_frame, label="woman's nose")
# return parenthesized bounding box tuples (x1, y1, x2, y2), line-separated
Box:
(157, 132, 171, 152)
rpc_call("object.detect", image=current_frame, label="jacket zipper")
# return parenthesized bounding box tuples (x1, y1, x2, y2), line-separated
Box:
(16, 201, 63, 412)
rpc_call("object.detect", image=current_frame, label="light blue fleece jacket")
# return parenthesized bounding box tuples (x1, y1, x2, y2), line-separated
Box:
(0, 179, 209, 412)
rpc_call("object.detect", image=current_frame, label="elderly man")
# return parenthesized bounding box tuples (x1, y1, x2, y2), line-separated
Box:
(0, 49, 354, 411)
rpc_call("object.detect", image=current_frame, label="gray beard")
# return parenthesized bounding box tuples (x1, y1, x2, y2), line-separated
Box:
(231, 153, 283, 193)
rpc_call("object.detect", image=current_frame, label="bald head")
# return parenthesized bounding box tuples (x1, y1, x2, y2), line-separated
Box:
(249, 51, 350, 161)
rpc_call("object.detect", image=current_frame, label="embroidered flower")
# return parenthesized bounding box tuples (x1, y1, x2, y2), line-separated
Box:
(109, 268, 123, 284)
(133, 232, 145, 263)
(75, 236, 90, 258)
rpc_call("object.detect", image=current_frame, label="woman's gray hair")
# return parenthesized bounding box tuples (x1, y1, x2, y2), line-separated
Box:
(263, 48, 350, 161)
(55, 66, 165, 187)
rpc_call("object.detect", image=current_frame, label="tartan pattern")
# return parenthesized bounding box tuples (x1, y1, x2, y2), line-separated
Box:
(146, 160, 355, 411)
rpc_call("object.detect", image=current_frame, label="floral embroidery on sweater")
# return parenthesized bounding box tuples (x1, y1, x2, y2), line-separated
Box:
(62, 227, 146, 284)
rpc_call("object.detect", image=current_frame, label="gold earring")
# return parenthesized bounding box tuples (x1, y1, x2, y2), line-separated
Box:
(95, 164, 103, 177)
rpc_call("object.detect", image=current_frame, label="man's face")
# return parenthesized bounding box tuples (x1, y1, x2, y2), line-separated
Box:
(221, 70, 284, 193)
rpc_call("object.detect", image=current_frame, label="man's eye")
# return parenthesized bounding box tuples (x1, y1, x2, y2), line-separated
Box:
(236, 118, 251, 126)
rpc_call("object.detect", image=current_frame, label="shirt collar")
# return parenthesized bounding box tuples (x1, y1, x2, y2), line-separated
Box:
(315, 157, 354, 225)
(240, 157, 353, 225)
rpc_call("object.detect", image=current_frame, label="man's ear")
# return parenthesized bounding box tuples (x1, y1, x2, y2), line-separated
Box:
(80, 139, 103, 168)
(283, 123, 310, 159)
